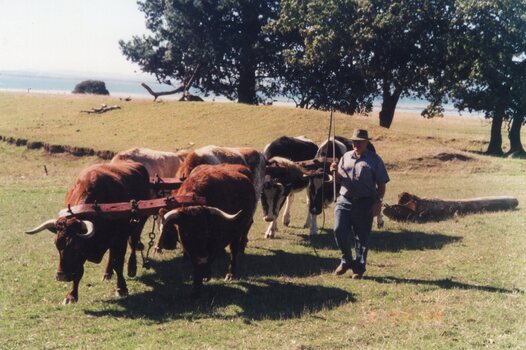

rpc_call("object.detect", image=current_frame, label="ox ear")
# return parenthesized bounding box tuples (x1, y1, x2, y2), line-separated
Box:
(25, 219, 58, 234)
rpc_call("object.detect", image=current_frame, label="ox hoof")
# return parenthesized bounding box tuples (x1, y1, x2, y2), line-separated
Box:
(224, 274, 234, 282)
(154, 247, 163, 255)
(102, 273, 113, 281)
(115, 288, 129, 298)
(127, 266, 137, 278)
(63, 297, 77, 305)
(377, 222, 384, 229)
(303, 224, 310, 229)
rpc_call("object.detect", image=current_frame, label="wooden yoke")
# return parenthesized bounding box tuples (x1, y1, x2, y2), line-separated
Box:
(58, 195, 206, 220)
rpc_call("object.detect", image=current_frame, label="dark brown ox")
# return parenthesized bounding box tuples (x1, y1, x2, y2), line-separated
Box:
(25, 162, 150, 304)
(160, 164, 257, 296)
(156, 145, 265, 251)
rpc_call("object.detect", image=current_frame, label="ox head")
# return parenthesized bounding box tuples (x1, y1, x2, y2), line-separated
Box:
(260, 174, 293, 222)
(160, 206, 241, 257)
(306, 168, 336, 215)
(26, 217, 95, 282)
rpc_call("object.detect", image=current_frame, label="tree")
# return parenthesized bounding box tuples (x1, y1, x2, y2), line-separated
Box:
(267, 0, 374, 113)
(269, 0, 454, 126)
(430, 0, 526, 155)
(352, 0, 455, 128)
(72, 80, 109, 95)
(120, 0, 279, 104)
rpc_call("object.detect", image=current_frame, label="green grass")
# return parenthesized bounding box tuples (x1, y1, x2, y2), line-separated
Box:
(0, 92, 525, 349)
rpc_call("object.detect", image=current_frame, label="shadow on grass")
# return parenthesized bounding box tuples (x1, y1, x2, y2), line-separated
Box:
(365, 275, 523, 294)
(85, 257, 354, 322)
(296, 229, 462, 253)
(370, 230, 462, 252)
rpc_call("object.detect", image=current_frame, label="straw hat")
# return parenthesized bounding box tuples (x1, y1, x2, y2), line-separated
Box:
(350, 129, 371, 141)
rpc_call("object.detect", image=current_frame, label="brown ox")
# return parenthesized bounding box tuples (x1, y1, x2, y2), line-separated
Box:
(176, 145, 265, 197)
(160, 164, 257, 296)
(156, 145, 265, 251)
(25, 162, 150, 304)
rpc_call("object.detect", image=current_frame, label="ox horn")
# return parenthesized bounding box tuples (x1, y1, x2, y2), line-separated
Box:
(76, 220, 95, 239)
(324, 174, 334, 183)
(205, 207, 242, 220)
(25, 219, 57, 234)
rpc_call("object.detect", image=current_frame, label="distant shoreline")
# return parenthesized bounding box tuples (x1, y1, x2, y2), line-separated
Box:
(0, 71, 479, 117)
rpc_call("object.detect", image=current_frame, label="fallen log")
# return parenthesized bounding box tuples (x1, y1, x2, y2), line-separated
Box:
(81, 104, 121, 114)
(383, 192, 519, 222)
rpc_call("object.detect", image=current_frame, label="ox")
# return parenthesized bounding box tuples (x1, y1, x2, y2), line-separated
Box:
(156, 145, 265, 251)
(111, 147, 189, 179)
(261, 136, 319, 238)
(309, 136, 384, 229)
(25, 162, 150, 304)
(160, 164, 257, 296)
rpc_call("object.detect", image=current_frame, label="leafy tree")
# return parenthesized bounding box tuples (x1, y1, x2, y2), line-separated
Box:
(270, 0, 454, 127)
(120, 0, 279, 104)
(267, 0, 374, 113)
(72, 80, 109, 95)
(430, 0, 526, 155)
(353, 0, 455, 128)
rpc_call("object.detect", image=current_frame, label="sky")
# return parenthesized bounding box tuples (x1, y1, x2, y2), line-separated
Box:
(0, 0, 150, 77)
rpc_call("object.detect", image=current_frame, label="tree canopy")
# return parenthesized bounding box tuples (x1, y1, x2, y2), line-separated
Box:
(120, 0, 280, 104)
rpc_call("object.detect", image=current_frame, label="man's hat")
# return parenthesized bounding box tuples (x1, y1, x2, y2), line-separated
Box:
(350, 129, 371, 141)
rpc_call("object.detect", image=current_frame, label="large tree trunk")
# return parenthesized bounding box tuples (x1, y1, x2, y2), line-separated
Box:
(379, 85, 401, 128)
(486, 109, 504, 155)
(237, 4, 259, 105)
(383, 192, 519, 223)
(507, 114, 525, 156)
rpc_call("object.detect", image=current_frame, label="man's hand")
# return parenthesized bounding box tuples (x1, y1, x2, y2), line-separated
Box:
(372, 200, 382, 217)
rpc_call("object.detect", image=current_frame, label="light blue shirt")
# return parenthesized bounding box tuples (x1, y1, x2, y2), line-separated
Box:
(337, 149, 389, 199)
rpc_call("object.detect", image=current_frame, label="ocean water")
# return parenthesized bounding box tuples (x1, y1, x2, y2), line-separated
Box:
(0, 71, 469, 115)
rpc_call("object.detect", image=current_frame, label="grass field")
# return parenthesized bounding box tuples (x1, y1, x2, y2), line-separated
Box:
(0, 92, 525, 349)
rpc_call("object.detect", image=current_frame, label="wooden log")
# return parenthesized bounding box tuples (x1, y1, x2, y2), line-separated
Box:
(383, 192, 519, 222)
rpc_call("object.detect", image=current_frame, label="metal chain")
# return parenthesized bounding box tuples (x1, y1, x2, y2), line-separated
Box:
(141, 215, 157, 269)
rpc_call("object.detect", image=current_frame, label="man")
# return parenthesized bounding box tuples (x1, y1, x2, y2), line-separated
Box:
(329, 129, 389, 279)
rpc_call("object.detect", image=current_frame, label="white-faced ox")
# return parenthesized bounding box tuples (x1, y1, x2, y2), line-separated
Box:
(261, 136, 319, 238)
(312, 136, 384, 229)
(160, 164, 257, 297)
(25, 162, 151, 304)
(155, 145, 265, 252)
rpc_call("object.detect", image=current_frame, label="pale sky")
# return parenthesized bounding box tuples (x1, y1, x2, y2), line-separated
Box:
(0, 0, 149, 76)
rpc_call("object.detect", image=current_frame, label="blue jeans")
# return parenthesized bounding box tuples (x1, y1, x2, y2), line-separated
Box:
(333, 195, 374, 271)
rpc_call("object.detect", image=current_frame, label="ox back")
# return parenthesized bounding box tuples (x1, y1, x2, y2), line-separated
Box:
(176, 145, 265, 200)
(263, 136, 319, 161)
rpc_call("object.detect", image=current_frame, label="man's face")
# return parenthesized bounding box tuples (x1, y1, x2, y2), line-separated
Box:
(352, 139, 368, 154)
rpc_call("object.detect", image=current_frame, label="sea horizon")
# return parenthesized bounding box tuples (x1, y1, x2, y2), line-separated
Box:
(0, 70, 478, 116)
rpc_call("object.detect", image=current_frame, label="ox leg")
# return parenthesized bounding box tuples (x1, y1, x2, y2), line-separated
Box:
(309, 214, 318, 235)
(265, 220, 278, 239)
(127, 222, 145, 278)
(282, 194, 294, 226)
(102, 257, 113, 281)
(110, 241, 129, 298)
(64, 271, 83, 305)
(191, 256, 209, 298)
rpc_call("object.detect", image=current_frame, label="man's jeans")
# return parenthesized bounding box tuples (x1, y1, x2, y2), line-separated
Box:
(333, 195, 374, 269)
